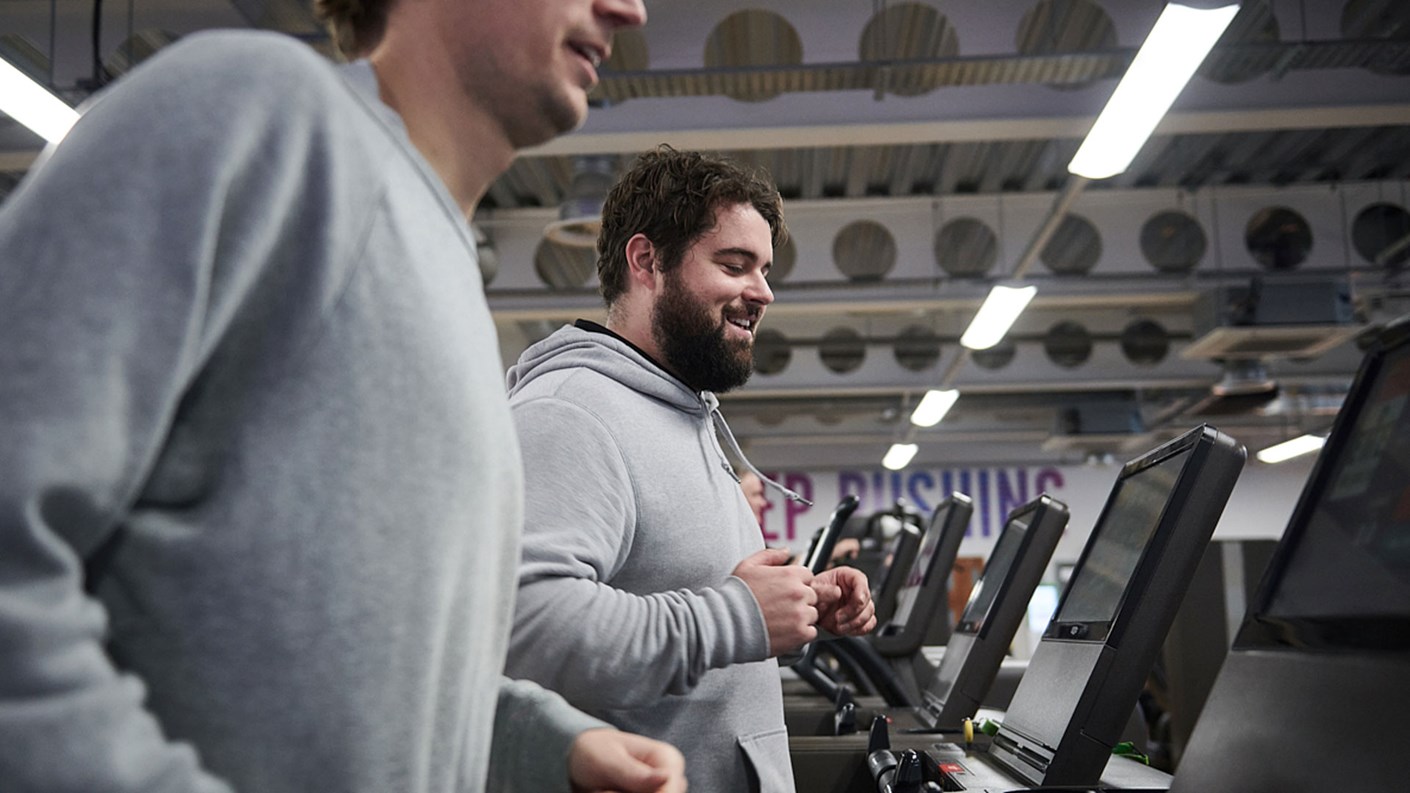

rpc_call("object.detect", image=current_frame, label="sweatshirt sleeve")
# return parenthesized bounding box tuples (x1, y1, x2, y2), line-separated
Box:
(507, 398, 771, 710)
(486, 677, 611, 793)
(0, 38, 361, 793)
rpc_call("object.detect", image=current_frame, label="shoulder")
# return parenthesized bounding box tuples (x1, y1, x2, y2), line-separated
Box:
(85, 31, 356, 136)
(142, 30, 338, 91)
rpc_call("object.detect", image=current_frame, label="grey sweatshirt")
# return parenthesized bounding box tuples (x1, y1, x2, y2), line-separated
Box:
(0, 31, 600, 793)
(505, 324, 795, 793)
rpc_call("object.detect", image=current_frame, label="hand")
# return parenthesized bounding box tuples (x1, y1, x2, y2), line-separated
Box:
(731, 547, 818, 655)
(569, 728, 687, 793)
(813, 567, 876, 636)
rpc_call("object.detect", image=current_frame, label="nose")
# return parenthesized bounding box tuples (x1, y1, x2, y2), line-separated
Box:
(745, 268, 774, 307)
(597, 0, 647, 30)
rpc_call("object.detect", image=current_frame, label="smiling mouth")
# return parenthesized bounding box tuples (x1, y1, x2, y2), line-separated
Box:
(726, 315, 758, 337)
(569, 42, 603, 69)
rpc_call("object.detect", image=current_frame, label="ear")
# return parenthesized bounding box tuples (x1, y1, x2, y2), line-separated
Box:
(624, 233, 660, 291)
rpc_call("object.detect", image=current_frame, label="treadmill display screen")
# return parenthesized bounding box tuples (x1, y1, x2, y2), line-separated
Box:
(891, 501, 955, 629)
(1265, 342, 1410, 622)
(1053, 446, 1193, 626)
(956, 517, 1029, 634)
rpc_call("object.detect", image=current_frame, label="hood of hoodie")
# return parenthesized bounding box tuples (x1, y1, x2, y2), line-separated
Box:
(507, 324, 812, 508)
(507, 324, 708, 414)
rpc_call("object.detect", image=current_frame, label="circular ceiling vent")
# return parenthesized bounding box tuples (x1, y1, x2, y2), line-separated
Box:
(588, 28, 649, 105)
(1352, 202, 1410, 269)
(1016, 0, 1118, 91)
(833, 220, 898, 281)
(753, 328, 792, 376)
(859, 2, 959, 97)
(935, 217, 998, 277)
(1245, 206, 1312, 271)
(971, 337, 1017, 370)
(1044, 321, 1093, 368)
(1141, 210, 1207, 273)
(704, 10, 804, 102)
(820, 327, 867, 374)
(894, 325, 942, 371)
(1198, 1, 1280, 84)
(1121, 319, 1170, 366)
(534, 238, 595, 289)
(1040, 213, 1102, 275)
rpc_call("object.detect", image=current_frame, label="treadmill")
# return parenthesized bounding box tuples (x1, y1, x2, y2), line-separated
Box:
(788, 494, 972, 706)
(1169, 318, 1410, 792)
(870, 521, 924, 628)
(789, 495, 1068, 740)
(810, 424, 1245, 793)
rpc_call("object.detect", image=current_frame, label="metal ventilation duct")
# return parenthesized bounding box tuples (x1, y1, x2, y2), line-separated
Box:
(544, 155, 617, 248)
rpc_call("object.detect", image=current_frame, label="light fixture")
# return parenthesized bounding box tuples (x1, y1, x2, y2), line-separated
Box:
(1256, 434, 1325, 465)
(960, 284, 1037, 350)
(1067, 2, 1239, 180)
(0, 55, 79, 144)
(882, 443, 919, 471)
(910, 389, 959, 427)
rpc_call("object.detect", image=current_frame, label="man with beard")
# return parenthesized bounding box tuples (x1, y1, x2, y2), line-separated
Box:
(505, 147, 877, 793)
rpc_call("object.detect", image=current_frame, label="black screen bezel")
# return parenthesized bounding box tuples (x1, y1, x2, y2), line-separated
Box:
(803, 494, 859, 574)
(889, 494, 970, 630)
(1042, 429, 1205, 644)
(954, 504, 1038, 637)
(1237, 321, 1410, 652)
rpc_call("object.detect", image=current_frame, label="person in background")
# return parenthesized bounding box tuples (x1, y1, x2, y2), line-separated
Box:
(740, 471, 770, 528)
(0, 1, 688, 792)
(505, 146, 876, 792)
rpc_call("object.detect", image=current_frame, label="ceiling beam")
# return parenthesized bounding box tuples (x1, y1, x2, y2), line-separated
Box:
(523, 103, 1410, 157)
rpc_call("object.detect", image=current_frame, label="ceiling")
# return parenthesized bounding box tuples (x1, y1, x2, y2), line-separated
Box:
(3, 0, 1409, 470)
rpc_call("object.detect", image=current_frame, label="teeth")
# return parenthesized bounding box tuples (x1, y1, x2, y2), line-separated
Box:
(574, 44, 602, 68)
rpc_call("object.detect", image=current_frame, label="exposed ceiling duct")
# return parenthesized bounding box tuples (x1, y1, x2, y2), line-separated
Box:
(544, 155, 617, 249)
(1182, 279, 1361, 360)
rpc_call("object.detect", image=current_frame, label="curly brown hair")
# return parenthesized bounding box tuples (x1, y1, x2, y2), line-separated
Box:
(314, 0, 392, 59)
(597, 146, 786, 307)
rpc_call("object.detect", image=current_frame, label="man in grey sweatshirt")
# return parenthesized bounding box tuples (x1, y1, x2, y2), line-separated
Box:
(0, 1, 689, 793)
(506, 147, 878, 792)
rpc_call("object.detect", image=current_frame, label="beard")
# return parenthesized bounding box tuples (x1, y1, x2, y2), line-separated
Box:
(651, 271, 756, 394)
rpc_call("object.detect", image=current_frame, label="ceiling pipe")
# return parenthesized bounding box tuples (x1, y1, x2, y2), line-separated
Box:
(1008, 174, 1092, 281)
(934, 173, 1091, 391)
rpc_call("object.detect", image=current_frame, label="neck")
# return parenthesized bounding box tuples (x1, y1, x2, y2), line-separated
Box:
(606, 304, 676, 379)
(367, 33, 514, 218)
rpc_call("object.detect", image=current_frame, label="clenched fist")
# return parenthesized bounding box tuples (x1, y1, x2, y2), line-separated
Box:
(731, 548, 819, 655)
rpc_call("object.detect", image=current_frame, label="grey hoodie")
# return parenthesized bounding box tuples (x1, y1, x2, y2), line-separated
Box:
(506, 324, 795, 792)
(0, 31, 600, 793)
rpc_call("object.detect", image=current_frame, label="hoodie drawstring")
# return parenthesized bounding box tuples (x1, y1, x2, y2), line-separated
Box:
(706, 396, 813, 507)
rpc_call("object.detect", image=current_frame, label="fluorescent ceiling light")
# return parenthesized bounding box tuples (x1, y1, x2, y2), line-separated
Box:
(0, 56, 79, 144)
(911, 389, 959, 428)
(1256, 434, 1325, 465)
(882, 443, 919, 471)
(960, 284, 1037, 350)
(1067, 2, 1239, 180)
